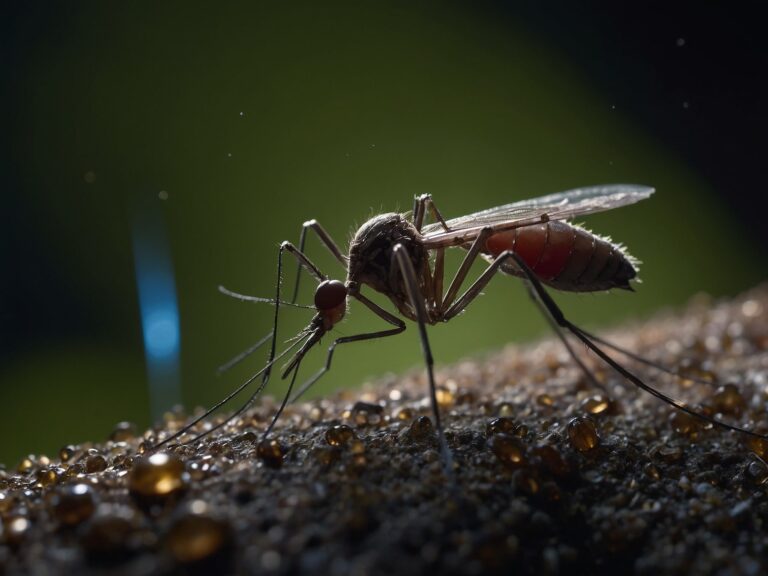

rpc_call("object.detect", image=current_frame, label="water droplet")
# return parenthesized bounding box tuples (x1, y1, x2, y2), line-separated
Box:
(710, 384, 746, 417)
(59, 445, 77, 462)
(486, 417, 516, 436)
(110, 422, 137, 442)
(580, 395, 611, 415)
(435, 387, 455, 407)
(86, 454, 108, 474)
(488, 434, 526, 468)
(325, 424, 356, 447)
(350, 402, 384, 426)
(537, 393, 554, 407)
(52, 483, 97, 526)
(5, 516, 30, 547)
(81, 509, 140, 563)
(567, 417, 599, 452)
(257, 439, 284, 468)
(407, 416, 434, 441)
(128, 452, 189, 513)
(165, 512, 234, 568)
(670, 411, 700, 437)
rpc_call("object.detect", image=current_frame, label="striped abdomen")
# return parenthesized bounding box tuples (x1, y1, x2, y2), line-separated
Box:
(483, 221, 637, 292)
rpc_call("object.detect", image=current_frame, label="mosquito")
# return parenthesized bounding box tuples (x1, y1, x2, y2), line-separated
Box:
(156, 184, 768, 461)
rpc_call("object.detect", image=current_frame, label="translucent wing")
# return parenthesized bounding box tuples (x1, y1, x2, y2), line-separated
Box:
(421, 184, 654, 248)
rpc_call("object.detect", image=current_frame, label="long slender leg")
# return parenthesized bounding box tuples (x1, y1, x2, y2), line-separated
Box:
(292, 220, 347, 303)
(412, 194, 450, 232)
(289, 291, 406, 403)
(264, 241, 328, 386)
(521, 284, 607, 393)
(578, 328, 718, 387)
(504, 252, 768, 442)
(440, 227, 493, 313)
(392, 244, 454, 474)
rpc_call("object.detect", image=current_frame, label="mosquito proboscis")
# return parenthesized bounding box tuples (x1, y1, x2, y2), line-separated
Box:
(155, 184, 768, 464)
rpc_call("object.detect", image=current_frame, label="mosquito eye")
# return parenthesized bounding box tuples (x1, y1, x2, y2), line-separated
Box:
(314, 280, 347, 311)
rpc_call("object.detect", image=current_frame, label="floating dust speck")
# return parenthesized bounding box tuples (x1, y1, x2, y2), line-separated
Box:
(567, 417, 599, 452)
(488, 434, 527, 468)
(51, 483, 97, 526)
(325, 424, 356, 447)
(257, 439, 285, 468)
(128, 452, 189, 514)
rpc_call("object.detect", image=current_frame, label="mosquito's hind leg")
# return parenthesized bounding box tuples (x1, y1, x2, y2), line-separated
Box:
(578, 327, 719, 387)
(521, 283, 608, 394)
(505, 252, 768, 442)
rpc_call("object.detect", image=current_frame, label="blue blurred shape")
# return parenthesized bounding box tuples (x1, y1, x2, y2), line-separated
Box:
(132, 206, 181, 421)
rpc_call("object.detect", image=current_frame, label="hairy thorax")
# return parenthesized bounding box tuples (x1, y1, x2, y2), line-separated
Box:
(346, 213, 428, 317)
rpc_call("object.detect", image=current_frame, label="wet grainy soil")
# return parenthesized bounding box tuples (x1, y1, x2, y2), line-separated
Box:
(1, 285, 767, 576)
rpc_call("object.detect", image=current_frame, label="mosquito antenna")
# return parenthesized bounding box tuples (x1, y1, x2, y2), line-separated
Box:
(218, 285, 314, 309)
(153, 332, 312, 450)
(217, 331, 274, 375)
(567, 321, 768, 441)
(578, 327, 719, 387)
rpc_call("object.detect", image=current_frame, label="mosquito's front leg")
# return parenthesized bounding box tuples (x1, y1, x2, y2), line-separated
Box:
(264, 241, 329, 384)
(292, 219, 347, 302)
(391, 244, 454, 475)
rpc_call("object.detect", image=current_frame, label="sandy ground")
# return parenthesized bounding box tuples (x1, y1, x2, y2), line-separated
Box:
(1, 284, 767, 575)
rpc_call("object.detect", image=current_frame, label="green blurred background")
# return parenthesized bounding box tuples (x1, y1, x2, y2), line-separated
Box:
(3, 1, 766, 467)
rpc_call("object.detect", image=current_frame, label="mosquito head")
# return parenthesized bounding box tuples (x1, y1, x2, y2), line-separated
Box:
(314, 279, 348, 330)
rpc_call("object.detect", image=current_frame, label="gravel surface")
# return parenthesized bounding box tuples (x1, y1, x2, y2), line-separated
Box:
(1, 285, 767, 576)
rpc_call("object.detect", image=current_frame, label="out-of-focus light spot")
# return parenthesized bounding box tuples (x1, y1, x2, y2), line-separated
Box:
(133, 206, 181, 421)
(144, 312, 179, 359)
(84, 171, 96, 184)
(158, 190, 169, 200)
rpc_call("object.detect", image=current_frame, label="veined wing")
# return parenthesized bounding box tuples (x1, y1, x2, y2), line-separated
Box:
(421, 184, 654, 248)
